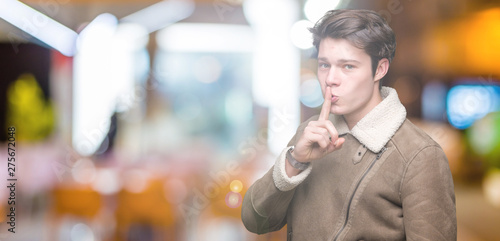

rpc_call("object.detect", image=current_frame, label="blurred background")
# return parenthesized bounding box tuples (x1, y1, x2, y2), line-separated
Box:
(0, 0, 499, 240)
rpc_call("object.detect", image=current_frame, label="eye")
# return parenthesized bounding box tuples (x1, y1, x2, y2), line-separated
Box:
(344, 64, 354, 70)
(318, 63, 330, 69)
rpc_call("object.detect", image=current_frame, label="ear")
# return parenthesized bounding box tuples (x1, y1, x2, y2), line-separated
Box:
(374, 58, 390, 82)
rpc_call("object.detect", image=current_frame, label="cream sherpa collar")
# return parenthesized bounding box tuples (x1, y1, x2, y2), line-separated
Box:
(330, 87, 407, 153)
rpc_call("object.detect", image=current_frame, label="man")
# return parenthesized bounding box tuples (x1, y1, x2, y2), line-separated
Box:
(241, 9, 456, 240)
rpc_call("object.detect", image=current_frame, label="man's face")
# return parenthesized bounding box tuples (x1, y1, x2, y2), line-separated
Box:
(317, 37, 381, 121)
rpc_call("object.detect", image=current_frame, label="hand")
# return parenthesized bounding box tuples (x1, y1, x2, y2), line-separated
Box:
(291, 86, 345, 163)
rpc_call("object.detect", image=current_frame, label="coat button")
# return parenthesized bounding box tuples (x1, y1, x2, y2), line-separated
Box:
(358, 152, 362, 156)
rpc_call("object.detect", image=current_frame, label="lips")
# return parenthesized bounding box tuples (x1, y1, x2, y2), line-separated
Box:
(331, 95, 339, 103)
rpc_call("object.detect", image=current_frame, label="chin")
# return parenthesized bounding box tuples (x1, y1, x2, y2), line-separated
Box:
(330, 107, 346, 116)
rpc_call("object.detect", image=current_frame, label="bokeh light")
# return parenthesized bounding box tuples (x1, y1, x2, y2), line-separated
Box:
(300, 78, 323, 108)
(290, 20, 314, 49)
(70, 223, 95, 241)
(0, 0, 78, 56)
(225, 191, 242, 208)
(194, 56, 222, 84)
(229, 180, 243, 193)
(446, 84, 500, 129)
(304, 0, 342, 23)
(71, 158, 97, 184)
(468, 112, 500, 166)
(91, 168, 121, 195)
(483, 169, 500, 208)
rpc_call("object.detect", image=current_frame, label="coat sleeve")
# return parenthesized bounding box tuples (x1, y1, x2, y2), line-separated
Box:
(241, 146, 313, 234)
(240, 165, 294, 234)
(241, 119, 314, 234)
(401, 145, 457, 240)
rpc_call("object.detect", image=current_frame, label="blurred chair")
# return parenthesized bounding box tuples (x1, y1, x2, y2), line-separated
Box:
(114, 178, 177, 241)
(51, 187, 101, 218)
(47, 185, 103, 240)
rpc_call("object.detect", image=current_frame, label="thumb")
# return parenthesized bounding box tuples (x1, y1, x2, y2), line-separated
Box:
(333, 137, 345, 149)
(326, 137, 345, 153)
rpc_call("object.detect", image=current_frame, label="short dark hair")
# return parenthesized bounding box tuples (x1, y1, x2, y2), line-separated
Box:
(310, 9, 396, 77)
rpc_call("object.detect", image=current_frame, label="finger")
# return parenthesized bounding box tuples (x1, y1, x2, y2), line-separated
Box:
(310, 120, 338, 145)
(307, 125, 332, 145)
(307, 132, 330, 150)
(334, 137, 345, 148)
(323, 121, 339, 144)
(318, 86, 332, 121)
(304, 129, 330, 148)
(327, 137, 345, 153)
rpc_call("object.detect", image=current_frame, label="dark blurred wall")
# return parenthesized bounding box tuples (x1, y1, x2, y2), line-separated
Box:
(0, 43, 51, 141)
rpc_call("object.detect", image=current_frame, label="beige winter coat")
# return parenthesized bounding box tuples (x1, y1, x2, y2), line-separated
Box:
(241, 87, 457, 240)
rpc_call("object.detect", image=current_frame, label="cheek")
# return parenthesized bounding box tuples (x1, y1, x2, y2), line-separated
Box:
(342, 74, 373, 101)
(347, 71, 373, 89)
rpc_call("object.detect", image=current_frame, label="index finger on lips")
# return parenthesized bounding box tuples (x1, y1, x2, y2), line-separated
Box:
(319, 86, 332, 121)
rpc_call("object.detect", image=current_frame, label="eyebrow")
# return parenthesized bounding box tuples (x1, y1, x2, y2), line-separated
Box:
(318, 57, 361, 64)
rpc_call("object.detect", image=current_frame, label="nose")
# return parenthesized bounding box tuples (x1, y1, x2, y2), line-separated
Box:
(325, 68, 341, 87)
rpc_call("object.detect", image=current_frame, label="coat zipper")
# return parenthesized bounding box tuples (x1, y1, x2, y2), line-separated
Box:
(332, 147, 387, 241)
